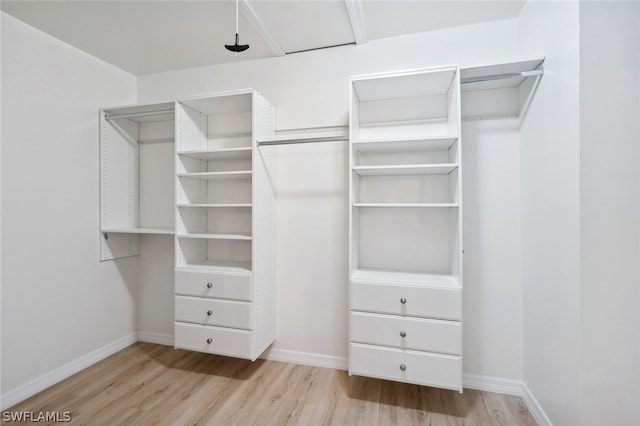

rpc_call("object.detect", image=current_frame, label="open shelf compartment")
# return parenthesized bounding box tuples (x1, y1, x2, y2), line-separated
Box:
(353, 207, 461, 279)
(351, 67, 459, 141)
(100, 101, 176, 260)
(176, 238, 253, 272)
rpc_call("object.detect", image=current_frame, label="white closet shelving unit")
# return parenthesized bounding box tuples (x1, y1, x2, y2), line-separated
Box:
(173, 90, 276, 361)
(99, 102, 176, 261)
(348, 66, 463, 391)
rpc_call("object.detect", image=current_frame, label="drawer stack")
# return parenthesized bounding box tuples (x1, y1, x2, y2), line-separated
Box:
(174, 270, 255, 358)
(349, 275, 462, 390)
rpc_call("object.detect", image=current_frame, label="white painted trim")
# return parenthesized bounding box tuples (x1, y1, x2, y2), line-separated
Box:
(240, 0, 286, 57)
(0, 333, 137, 411)
(344, 0, 368, 44)
(522, 382, 553, 426)
(260, 347, 348, 371)
(137, 331, 173, 347)
(462, 373, 523, 396)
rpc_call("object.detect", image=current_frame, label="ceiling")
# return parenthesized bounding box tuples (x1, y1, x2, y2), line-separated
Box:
(1, 1, 526, 76)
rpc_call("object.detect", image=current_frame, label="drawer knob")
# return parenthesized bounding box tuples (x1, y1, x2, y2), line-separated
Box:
(207, 310, 213, 316)
(400, 331, 406, 338)
(206, 338, 213, 344)
(206, 282, 213, 288)
(400, 297, 407, 304)
(400, 364, 407, 371)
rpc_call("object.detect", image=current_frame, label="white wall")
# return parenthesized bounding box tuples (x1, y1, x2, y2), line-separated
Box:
(0, 12, 137, 406)
(137, 19, 526, 380)
(462, 119, 522, 380)
(579, 2, 640, 425)
(518, 1, 582, 424)
(519, 2, 640, 424)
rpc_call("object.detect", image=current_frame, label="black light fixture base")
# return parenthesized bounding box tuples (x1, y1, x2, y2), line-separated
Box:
(225, 33, 249, 53)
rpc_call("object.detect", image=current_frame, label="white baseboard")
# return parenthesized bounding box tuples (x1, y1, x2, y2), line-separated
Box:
(1, 335, 551, 426)
(260, 347, 349, 371)
(464, 374, 551, 424)
(462, 373, 524, 396)
(522, 382, 552, 426)
(0, 333, 137, 411)
(137, 331, 173, 347)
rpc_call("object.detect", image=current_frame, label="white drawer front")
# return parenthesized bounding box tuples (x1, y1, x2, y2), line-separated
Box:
(175, 270, 252, 301)
(350, 343, 462, 391)
(351, 281, 461, 320)
(175, 322, 252, 358)
(175, 296, 252, 329)
(350, 312, 461, 355)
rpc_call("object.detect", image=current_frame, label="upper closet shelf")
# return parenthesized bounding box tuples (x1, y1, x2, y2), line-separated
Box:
(103, 102, 175, 122)
(177, 171, 252, 180)
(352, 268, 460, 289)
(460, 58, 544, 121)
(352, 164, 457, 176)
(177, 147, 252, 161)
(101, 227, 174, 235)
(353, 136, 457, 154)
(352, 67, 456, 101)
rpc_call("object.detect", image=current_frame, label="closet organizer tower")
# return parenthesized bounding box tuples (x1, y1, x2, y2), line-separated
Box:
(174, 91, 276, 360)
(348, 67, 463, 391)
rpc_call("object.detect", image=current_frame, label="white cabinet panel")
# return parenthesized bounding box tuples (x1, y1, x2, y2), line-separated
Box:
(350, 312, 461, 355)
(351, 281, 461, 321)
(350, 343, 462, 391)
(175, 270, 252, 301)
(175, 296, 252, 329)
(175, 323, 252, 359)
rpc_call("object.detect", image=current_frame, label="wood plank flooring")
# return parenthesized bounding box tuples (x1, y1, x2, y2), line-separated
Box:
(3, 343, 536, 425)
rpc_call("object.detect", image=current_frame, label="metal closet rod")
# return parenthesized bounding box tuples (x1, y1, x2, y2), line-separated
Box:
(104, 109, 175, 121)
(461, 69, 544, 84)
(257, 136, 347, 146)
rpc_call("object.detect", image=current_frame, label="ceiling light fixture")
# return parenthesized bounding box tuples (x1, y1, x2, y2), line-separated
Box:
(225, 0, 249, 53)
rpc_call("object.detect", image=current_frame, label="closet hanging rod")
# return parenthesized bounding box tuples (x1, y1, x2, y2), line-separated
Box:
(258, 136, 347, 146)
(104, 109, 175, 121)
(461, 69, 544, 85)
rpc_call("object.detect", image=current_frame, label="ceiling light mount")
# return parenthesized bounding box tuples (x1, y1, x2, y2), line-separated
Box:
(225, 0, 249, 53)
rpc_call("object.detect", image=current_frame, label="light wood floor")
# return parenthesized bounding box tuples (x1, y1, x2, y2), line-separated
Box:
(4, 343, 536, 425)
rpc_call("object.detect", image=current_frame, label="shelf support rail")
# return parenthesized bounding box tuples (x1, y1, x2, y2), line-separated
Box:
(104, 109, 175, 121)
(460, 69, 544, 85)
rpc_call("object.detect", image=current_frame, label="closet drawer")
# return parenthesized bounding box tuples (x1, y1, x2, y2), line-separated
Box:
(351, 281, 461, 320)
(350, 312, 461, 355)
(175, 296, 252, 329)
(175, 322, 252, 358)
(175, 270, 252, 301)
(350, 343, 462, 391)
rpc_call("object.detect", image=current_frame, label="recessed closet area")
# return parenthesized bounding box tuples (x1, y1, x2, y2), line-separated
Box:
(2, 2, 639, 425)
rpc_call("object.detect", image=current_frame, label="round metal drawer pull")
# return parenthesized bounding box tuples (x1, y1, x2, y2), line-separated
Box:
(206, 338, 213, 344)
(207, 310, 213, 316)
(206, 282, 213, 288)
(400, 364, 407, 371)
(400, 297, 407, 304)
(400, 331, 406, 338)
